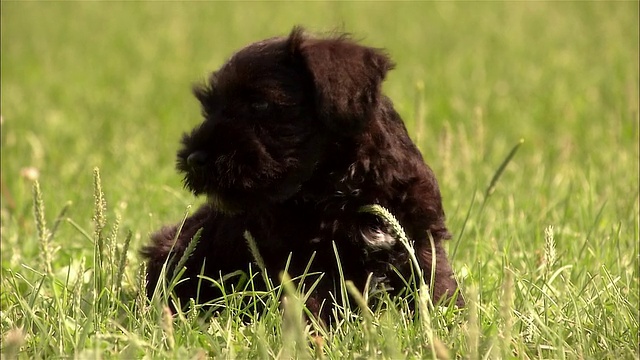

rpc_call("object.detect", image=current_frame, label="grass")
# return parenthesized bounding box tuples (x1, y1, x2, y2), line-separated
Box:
(1, 1, 638, 359)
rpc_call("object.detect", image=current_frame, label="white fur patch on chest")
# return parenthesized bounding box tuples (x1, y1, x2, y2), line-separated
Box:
(361, 228, 397, 250)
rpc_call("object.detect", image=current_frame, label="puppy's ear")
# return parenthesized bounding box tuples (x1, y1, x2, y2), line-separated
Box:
(288, 27, 395, 135)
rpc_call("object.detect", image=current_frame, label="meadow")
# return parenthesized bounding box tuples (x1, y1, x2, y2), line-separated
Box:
(1, 2, 638, 359)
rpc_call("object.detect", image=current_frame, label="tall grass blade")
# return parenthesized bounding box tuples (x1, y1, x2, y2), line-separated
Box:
(578, 200, 607, 259)
(92, 167, 107, 238)
(543, 225, 557, 277)
(161, 305, 175, 350)
(244, 230, 266, 272)
(49, 201, 71, 240)
(151, 206, 191, 303)
(345, 280, 373, 355)
(106, 213, 121, 292)
(279, 272, 309, 360)
(331, 241, 352, 320)
(467, 286, 479, 360)
(451, 190, 476, 260)
(115, 229, 133, 298)
(481, 138, 524, 211)
(32, 180, 53, 276)
(499, 269, 515, 359)
(172, 228, 203, 281)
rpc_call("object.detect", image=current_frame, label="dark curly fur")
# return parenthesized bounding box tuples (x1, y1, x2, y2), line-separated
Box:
(141, 27, 464, 322)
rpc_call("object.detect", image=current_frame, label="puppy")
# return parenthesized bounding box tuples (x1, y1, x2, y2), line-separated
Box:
(142, 27, 464, 322)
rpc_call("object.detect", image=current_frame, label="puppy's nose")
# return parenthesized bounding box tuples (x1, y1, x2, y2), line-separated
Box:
(187, 151, 208, 167)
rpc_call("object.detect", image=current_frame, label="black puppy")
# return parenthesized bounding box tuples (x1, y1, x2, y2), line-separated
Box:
(142, 27, 463, 321)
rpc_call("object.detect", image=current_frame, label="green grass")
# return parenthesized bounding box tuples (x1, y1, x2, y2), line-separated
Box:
(1, 2, 638, 359)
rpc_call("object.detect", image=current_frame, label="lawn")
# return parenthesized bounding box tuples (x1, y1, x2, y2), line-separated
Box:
(1, 2, 638, 359)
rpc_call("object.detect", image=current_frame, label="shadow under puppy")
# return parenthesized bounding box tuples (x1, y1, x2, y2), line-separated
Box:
(142, 26, 464, 323)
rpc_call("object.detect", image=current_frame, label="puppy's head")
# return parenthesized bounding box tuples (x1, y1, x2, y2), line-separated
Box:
(178, 27, 393, 212)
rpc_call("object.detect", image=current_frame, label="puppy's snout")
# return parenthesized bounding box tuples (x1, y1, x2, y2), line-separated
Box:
(187, 151, 208, 167)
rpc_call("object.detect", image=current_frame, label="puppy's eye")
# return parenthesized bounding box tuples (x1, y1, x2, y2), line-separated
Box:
(251, 101, 270, 111)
